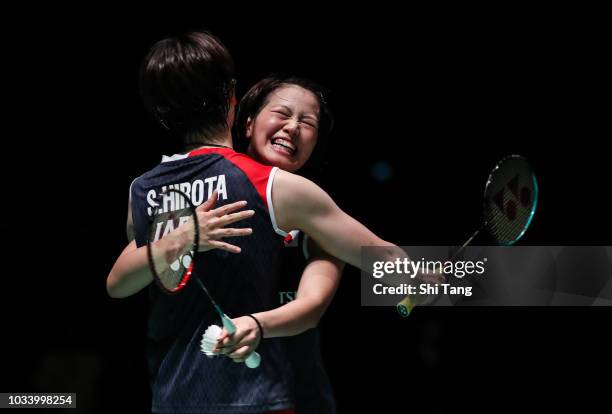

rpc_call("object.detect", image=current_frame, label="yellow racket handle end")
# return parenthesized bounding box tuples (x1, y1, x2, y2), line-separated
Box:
(396, 296, 414, 318)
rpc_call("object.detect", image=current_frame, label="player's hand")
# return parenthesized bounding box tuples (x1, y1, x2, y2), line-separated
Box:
(185, 190, 255, 253)
(397, 267, 446, 317)
(213, 316, 262, 363)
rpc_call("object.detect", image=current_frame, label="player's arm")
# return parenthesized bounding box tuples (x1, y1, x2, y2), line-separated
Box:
(255, 242, 344, 336)
(106, 201, 156, 299)
(254, 243, 345, 336)
(106, 220, 193, 299)
(273, 170, 406, 268)
(216, 242, 344, 362)
(106, 195, 254, 298)
(126, 199, 135, 242)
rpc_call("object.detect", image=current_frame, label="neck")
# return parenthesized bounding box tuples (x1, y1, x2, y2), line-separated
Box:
(182, 129, 233, 153)
(246, 145, 262, 162)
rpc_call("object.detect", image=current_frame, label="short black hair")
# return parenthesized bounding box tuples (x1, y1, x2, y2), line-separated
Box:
(139, 31, 235, 142)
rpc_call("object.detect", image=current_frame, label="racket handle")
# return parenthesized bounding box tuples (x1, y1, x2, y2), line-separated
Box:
(220, 314, 262, 369)
(221, 314, 236, 335)
(245, 351, 261, 368)
(396, 296, 414, 318)
(396, 232, 482, 318)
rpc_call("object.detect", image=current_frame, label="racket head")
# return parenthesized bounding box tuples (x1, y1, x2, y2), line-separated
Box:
(146, 188, 199, 294)
(482, 155, 538, 246)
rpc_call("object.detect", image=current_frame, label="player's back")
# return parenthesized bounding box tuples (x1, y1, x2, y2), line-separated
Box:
(130, 147, 294, 414)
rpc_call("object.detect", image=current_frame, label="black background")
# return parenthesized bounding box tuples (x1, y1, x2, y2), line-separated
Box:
(1, 7, 610, 413)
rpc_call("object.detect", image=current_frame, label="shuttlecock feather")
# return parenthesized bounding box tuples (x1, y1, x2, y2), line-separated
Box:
(200, 324, 222, 357)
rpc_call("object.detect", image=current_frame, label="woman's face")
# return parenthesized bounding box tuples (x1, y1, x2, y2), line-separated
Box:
(246, 85, 320, 172)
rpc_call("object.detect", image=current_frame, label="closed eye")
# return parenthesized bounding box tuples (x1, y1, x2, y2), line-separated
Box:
(300, 115, 319, 128)
(301, 119, 318, 129)
(272, 110, 291, 118)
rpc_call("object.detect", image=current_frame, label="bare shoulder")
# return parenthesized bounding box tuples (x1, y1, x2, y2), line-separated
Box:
(272, 169, 336, 231)
(273, 169, 332, 209)
(273, 169, 310, 189)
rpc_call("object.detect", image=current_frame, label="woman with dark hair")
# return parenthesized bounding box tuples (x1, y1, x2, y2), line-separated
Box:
(108, 30, 426, 414)
(140, 31, 237, 148)
(234, 76, 333, 178)
(224, 76, 341, 413)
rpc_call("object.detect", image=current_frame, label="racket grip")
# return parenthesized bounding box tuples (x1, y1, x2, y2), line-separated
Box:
(221, 314, 236, 335)
(221, 314, 262, 368)
(245, 352, 261, 369)
(396, 296, 414, 318)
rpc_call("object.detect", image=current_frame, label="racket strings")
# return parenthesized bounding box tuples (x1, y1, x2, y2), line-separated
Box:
(148, 190, 199, 293)
(485, 169, 536, 244)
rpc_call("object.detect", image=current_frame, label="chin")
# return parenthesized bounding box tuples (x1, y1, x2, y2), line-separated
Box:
(275, 160, 295, 172)
(263, 151, 291, 170)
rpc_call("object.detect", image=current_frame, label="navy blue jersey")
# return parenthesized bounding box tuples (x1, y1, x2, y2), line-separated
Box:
(278, 232, 337, 414)
(130, 147, 294, 414)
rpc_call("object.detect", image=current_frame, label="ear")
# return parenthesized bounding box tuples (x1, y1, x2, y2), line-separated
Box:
(227, 91, 238, 128)
(245, 116, 253, 139)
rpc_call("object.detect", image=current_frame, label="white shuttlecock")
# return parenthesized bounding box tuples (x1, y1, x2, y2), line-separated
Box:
(200, 324, 222, 358)
(200, 323, 262, 368)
